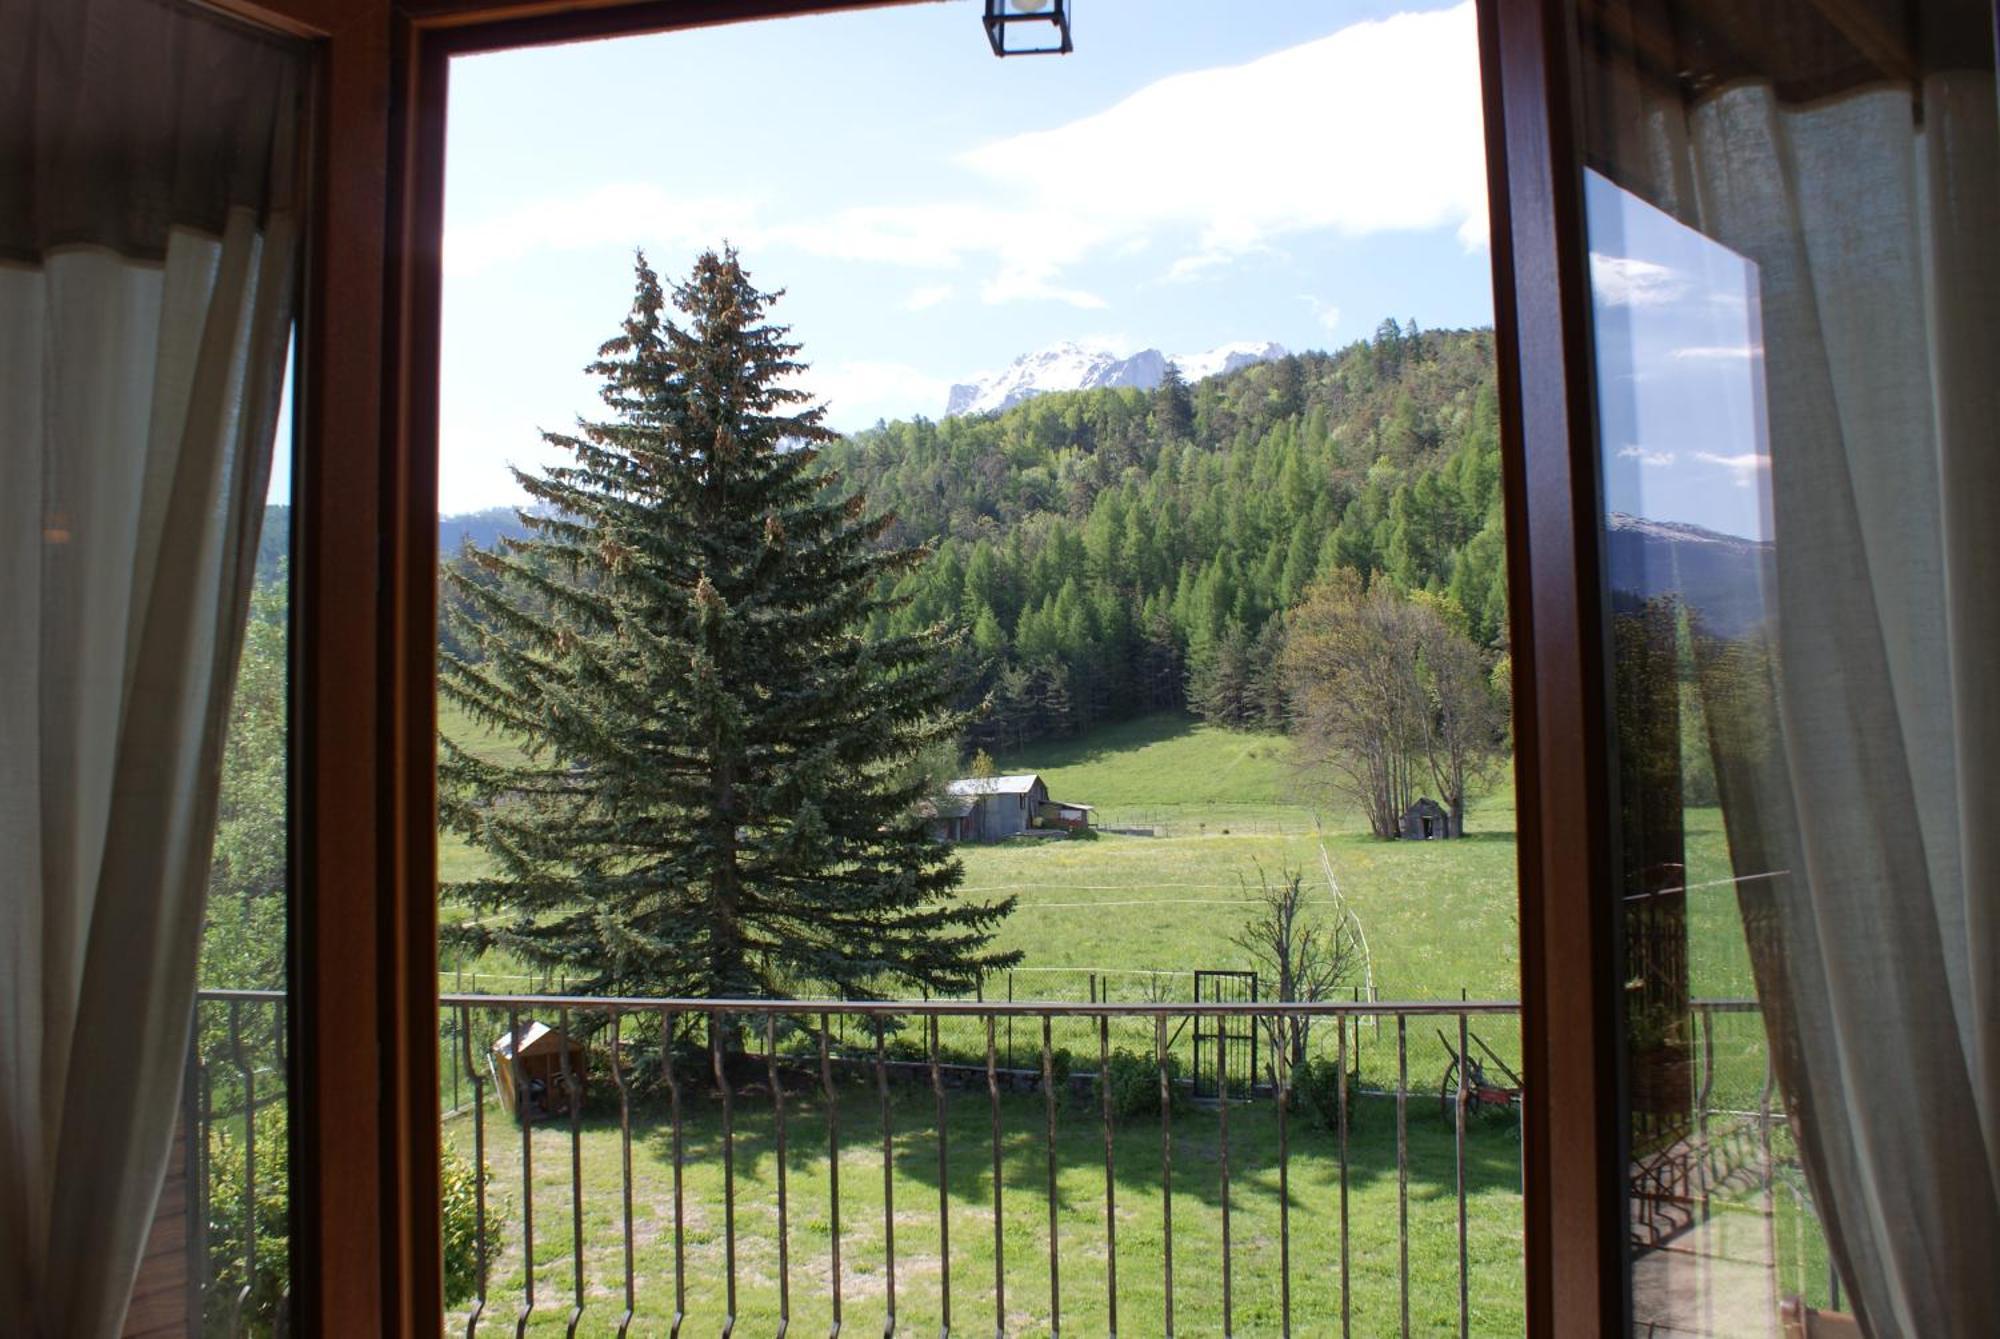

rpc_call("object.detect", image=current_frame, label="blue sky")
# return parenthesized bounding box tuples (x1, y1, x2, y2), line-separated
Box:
(422, 0, 1495, 512)
(1585, 169, 1774, 543)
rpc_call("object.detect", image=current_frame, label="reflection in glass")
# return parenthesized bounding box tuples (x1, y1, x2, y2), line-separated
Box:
(1580, 0, 2000, 1330)
(1586, 170, 1832, 1333)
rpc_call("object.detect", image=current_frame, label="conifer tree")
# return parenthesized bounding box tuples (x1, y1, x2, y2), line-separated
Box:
(439, 249, 1017, 1003)
(1155, 360, 1194, 440)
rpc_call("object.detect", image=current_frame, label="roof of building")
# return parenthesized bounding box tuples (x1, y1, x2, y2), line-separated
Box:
(917, 795, 977, 819)
(492, 1021, 578, 1060)
(946, 773, 1043, 796)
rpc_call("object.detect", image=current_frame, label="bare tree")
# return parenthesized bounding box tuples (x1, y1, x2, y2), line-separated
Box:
(1284, 571, 1426, 837)
(1231, 865, 1365, 1087)
(1412, 597, 1508, 837)
(1285, 572, 1504, 838)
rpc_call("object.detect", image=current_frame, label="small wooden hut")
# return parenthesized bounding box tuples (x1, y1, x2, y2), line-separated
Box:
(490, 1020, 587, 1121)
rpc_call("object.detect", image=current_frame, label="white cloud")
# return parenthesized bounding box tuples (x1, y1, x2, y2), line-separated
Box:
(767, 4, 1485, 306)
(445, 183, 758, 278)
(980, 268, 1107, 309)
(796, 359, 950, 430)
(957, 4, 1487, 287)
(1696, 450, 1770, 486)
(1672, 343, 1763, 361)
(1618, 445, 1678, 467)
(1163, 250, 1236, 284)
(905, 283, 955, 311)
(1589, 253, 1686, 308)
(1301, 295, 1343, 332)
(444, 7, 1488, 307)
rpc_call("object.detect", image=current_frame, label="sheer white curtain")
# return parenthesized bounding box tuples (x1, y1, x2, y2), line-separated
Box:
(1588, 4, 2000, 1333)
(0, 3, 304, 1334)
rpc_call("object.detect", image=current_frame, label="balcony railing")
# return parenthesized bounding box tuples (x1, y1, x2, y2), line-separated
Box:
(179, 989, 1822, 1337)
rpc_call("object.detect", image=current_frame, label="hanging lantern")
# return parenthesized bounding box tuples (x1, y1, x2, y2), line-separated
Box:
(984, 0, 1072, 57)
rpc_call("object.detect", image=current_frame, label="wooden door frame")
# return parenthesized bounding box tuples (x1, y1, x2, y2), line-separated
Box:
(1477, 1, 1625, 1333)
(202, 0, 1622, 1331)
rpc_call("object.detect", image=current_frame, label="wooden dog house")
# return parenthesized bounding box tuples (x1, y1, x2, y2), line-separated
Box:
(490, 1021, 586, 1121)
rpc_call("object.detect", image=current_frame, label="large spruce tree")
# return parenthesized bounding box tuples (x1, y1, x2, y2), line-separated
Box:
(440, 249, 1016, 1001)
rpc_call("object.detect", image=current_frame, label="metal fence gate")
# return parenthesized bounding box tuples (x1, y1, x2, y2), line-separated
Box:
(1192, 969, 1258, 1098)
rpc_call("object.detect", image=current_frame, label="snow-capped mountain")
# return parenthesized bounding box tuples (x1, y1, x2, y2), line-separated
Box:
(1172, 340, 1290, 383)
(1605, 511, 1775, 639)
(944, 340, 1288, 418)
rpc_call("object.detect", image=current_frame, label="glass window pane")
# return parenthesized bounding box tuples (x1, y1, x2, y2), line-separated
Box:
(1578, 2, 2000, 1332)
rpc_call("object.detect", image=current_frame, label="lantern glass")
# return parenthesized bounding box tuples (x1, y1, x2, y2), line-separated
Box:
(983, 0, 1072, 57)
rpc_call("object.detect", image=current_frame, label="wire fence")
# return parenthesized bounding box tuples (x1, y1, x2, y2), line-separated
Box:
(1088, 804, 1324, 837)
(436, 964, 1521, 1120)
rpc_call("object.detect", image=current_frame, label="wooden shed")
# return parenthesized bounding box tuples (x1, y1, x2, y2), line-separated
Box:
(944, 773, 1050, 840)
(1037, 799, 1095, 832)
(921, 793, 978, 843)
(1399, 796, 1453, 840)
(490, 1021, 587, 1121)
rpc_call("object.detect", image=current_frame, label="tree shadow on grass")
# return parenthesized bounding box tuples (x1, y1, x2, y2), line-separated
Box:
(603, 1073, 1521, 1220)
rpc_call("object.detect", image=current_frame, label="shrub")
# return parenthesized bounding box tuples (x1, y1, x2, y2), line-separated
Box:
(205, 1107, 499, 1335)
(1293, 1055, 1361, 1133)
(1097, 1048, 1188, 1121)
(439, 1136, 499, 1304)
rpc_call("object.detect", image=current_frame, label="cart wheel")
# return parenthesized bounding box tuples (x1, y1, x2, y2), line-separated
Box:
(1441, 1057, 1463, 1125)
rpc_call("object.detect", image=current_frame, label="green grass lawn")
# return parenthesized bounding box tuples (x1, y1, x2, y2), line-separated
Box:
(429, 707, 1809, 1336)
(444, 1072, 1528, 1338)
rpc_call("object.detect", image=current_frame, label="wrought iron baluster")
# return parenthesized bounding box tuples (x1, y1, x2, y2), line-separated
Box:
(508, 1006, 535, 1339)
(1760, 1050, 1779, 1330)
(769, 1015, 792, 1339)
(1275, 1011, 1291, 1339)
(1217, 1022, 1232, 1339)
(665, 1010, 687, 1339)
(558, 1006, 585, 1339)
(197, 1056, 214, 1324)
(985, 1016, 1004, 1339)
(1397, 1014, 1409, 1339)
(1098, 1015, 1117, 1339)
(229, 999, 254, 1339)
(185, 1037, 210, 1333)
(1337, 1016, 1351, 1339)
(1456, 1012, 1469, 1339)
(876, 1020, 897, 1338)
(929, 1016, 951, 1339)
(821, 1014, 843, 1339)
(715, 1014, 738, 1339)
(1041, 1016, 1060, 1337)
(609, 1010, 636, 1339)
(1156, 1014, 1174, 1339)
(459, 1004, 489, 1339)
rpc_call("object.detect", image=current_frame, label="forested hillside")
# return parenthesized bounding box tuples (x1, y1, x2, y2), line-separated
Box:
(822, 321, 1507, 750)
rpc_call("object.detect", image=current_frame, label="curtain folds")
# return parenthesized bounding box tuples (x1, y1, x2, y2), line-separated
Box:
(1584, 3, 2000, 1333)
(0, 3, 305, 1335)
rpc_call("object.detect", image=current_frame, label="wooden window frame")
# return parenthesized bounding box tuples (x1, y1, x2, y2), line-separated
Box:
(201, 0, 1625, 1332)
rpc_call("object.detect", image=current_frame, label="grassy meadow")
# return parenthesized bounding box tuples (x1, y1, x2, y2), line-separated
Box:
(433, 704, 1783, 1335)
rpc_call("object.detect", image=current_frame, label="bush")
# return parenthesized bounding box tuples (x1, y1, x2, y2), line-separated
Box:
(205, 1107, 499, 1335)
(1097, 1048, 1188, 1121)
(439, 1136, 499, 1304)
(1293, 1055, 1361, 1133)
